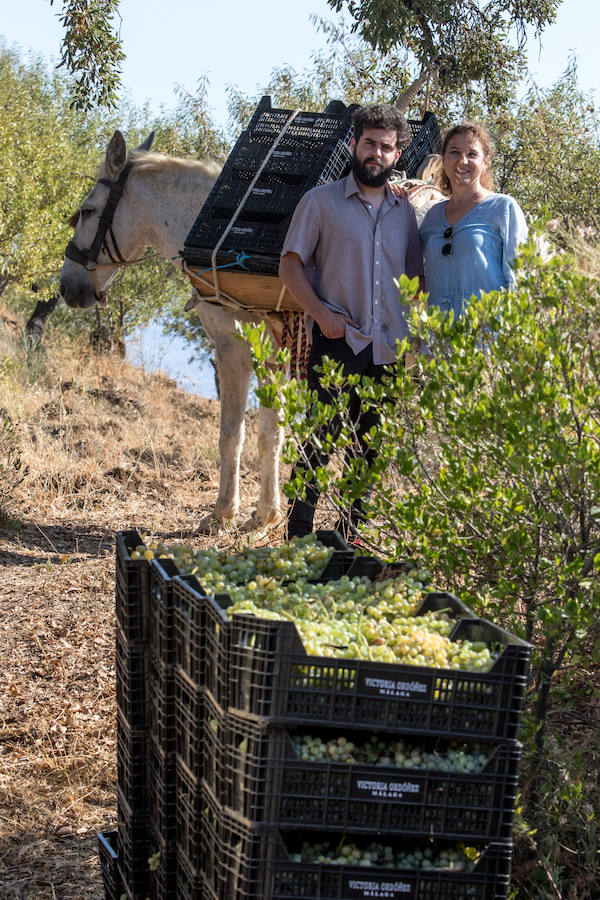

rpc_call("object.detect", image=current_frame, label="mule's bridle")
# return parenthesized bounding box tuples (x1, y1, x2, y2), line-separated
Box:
(65, 163, 134, 271)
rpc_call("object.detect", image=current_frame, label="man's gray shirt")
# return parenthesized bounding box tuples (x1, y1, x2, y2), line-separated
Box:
(281, 172, 424, 364)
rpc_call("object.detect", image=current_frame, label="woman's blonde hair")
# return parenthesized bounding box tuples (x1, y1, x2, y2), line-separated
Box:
(441, 122, 495, 193)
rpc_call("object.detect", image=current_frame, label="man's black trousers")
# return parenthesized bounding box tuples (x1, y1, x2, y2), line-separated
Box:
(287, 325, 392, 539)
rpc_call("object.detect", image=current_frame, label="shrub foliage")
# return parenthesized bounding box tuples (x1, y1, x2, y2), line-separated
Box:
(245, 243, 600, 897)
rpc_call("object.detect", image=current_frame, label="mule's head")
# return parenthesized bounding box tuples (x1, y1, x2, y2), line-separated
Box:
(59, 130, 154, 309)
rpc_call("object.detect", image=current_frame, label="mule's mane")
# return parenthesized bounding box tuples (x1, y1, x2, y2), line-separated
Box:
(95, 149, 222, 185)
(68, 150, 222, 229)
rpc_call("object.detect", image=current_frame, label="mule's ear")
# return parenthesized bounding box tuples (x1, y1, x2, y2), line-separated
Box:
(105, 130, 127, 178)
(136, 131, 155, 152)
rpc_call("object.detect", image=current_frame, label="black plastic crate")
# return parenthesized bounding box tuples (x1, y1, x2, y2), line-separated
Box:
(203, 688, 227, 805)
(245, 95, 358, 143)
(173, 574, 206, 689)
(174, 667, 204, 778)
(314, 528, 356, 580)
(225, 715, 521, 840)
(116, 708, 149, 810)
(227, 604, 531, 741)
(183, 96, 357, 274)
(117, 787, 151, 899)
(148, 736, 177, 845)
(342, 557, 477, 621)
(171, 535, 352, 706)
(150, 556, 179, 665)
(228, 132, 347, 186)
(97, 830, 124, 900)
(147, 826, 178, 900)
(116, 625, 150, 729)
(200, 779, 227, 898)
(208, 138, 351, 209)
(149, 854, 177, 900)
(399, 111, 443, 179)
(149, 655, 177, 754)
(176, 845, 203, 900)
(206, 179, 311, 225)
(315, 529, 352, 552)
(204, 592, 232, 709)
(204, 805, 513, 900)
(175, 759, 205, 874)
(116, 530, 150, 644)
(174, 575, 232, 706)
(182, 216, 290, 274)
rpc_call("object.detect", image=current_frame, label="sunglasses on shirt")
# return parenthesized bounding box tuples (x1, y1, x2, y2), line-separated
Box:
(442, 225, 453, 256)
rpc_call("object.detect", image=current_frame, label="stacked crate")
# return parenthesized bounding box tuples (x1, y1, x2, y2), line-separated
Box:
(165, 556, 530, 899)
(399, 110, 443, 179)
(182, 96, 441, 277)
(113, 530, 152, 900)
(103, 529, 354, 899)
(171, 532, 355, 897)
(145, 556, 183, 899)
(107, 533, 206, 899)
(182, 96, 359, 275)
(105, 533, 529, 899)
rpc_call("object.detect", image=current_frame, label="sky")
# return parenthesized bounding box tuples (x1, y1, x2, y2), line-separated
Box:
(2, 0, 598, 135)
(1, 0, 597, 397)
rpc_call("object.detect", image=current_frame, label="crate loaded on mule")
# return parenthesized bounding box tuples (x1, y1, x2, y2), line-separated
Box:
(99, 527, 530, 900)
(179, 95, 442, 376)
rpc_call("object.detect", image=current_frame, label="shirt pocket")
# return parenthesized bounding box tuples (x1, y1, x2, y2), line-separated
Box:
(382, 219, 408, 257)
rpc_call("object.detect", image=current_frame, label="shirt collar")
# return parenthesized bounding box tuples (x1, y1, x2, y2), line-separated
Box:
(344, 171, 400, 205)
(344, 171, 362, 198)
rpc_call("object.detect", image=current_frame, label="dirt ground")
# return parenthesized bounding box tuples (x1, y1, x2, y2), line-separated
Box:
(0, 332, 293, 899)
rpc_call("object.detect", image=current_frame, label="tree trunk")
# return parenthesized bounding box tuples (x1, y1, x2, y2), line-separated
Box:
(25, 295, 60, 345)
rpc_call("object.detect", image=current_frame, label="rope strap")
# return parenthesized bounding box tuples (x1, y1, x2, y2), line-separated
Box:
(208, 108, 302, 306)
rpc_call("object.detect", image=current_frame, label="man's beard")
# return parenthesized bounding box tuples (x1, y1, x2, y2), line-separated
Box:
(351, 150, 396, 188)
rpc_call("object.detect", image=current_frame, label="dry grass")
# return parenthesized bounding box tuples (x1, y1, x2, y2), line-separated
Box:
(0, 309, 291, 898)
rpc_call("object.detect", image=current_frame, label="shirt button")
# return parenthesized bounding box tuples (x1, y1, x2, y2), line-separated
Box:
(376, 260, 380, 265)
(375, 280, 379, 285)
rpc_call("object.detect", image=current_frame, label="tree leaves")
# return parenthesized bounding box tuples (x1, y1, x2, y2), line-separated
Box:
(50, 0, 124, 110)
(328, 0, 561, 106)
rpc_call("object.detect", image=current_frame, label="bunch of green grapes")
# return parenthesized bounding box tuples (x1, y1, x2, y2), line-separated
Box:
(289, 840, 478, 871)
(225, 572, 432, 621)
(292, 734, 489, 773)
(129, 536, 496, 672)
(130, 533, 334, 586)
(225, 583, 495, 672)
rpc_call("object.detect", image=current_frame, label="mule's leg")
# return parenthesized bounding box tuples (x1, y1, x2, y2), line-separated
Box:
(242, 398, 285, 531)
(197, 338, 252, 533)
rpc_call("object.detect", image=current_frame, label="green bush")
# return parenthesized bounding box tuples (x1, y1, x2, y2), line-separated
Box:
(245, 241, 600, 898)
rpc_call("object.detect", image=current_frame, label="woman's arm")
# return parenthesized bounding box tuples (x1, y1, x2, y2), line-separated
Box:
(502, 196, 529, 286)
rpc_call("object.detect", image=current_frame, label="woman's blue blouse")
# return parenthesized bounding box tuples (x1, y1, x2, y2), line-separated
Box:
(419, 193, 528, 319)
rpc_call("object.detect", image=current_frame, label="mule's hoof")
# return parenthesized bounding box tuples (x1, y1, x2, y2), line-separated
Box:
(241, 508, 284, 533)
(196, 512, 227, 536)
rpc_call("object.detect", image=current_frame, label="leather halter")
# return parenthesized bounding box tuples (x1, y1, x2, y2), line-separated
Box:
(65, 163, 134, 269)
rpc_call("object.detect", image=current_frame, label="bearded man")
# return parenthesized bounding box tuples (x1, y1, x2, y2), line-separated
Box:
(279, 104, 424, 540)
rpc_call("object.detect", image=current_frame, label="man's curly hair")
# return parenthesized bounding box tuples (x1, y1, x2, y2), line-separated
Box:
(352, 104, 412, 148)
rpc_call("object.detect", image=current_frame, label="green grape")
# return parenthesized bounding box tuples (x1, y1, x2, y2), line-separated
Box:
(290, 839, 478, 871)
(291, 733, 489, 773)
(133, 536, 499, 673)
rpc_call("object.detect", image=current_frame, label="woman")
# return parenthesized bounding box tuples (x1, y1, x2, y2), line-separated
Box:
(419, 122, 528, 320)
